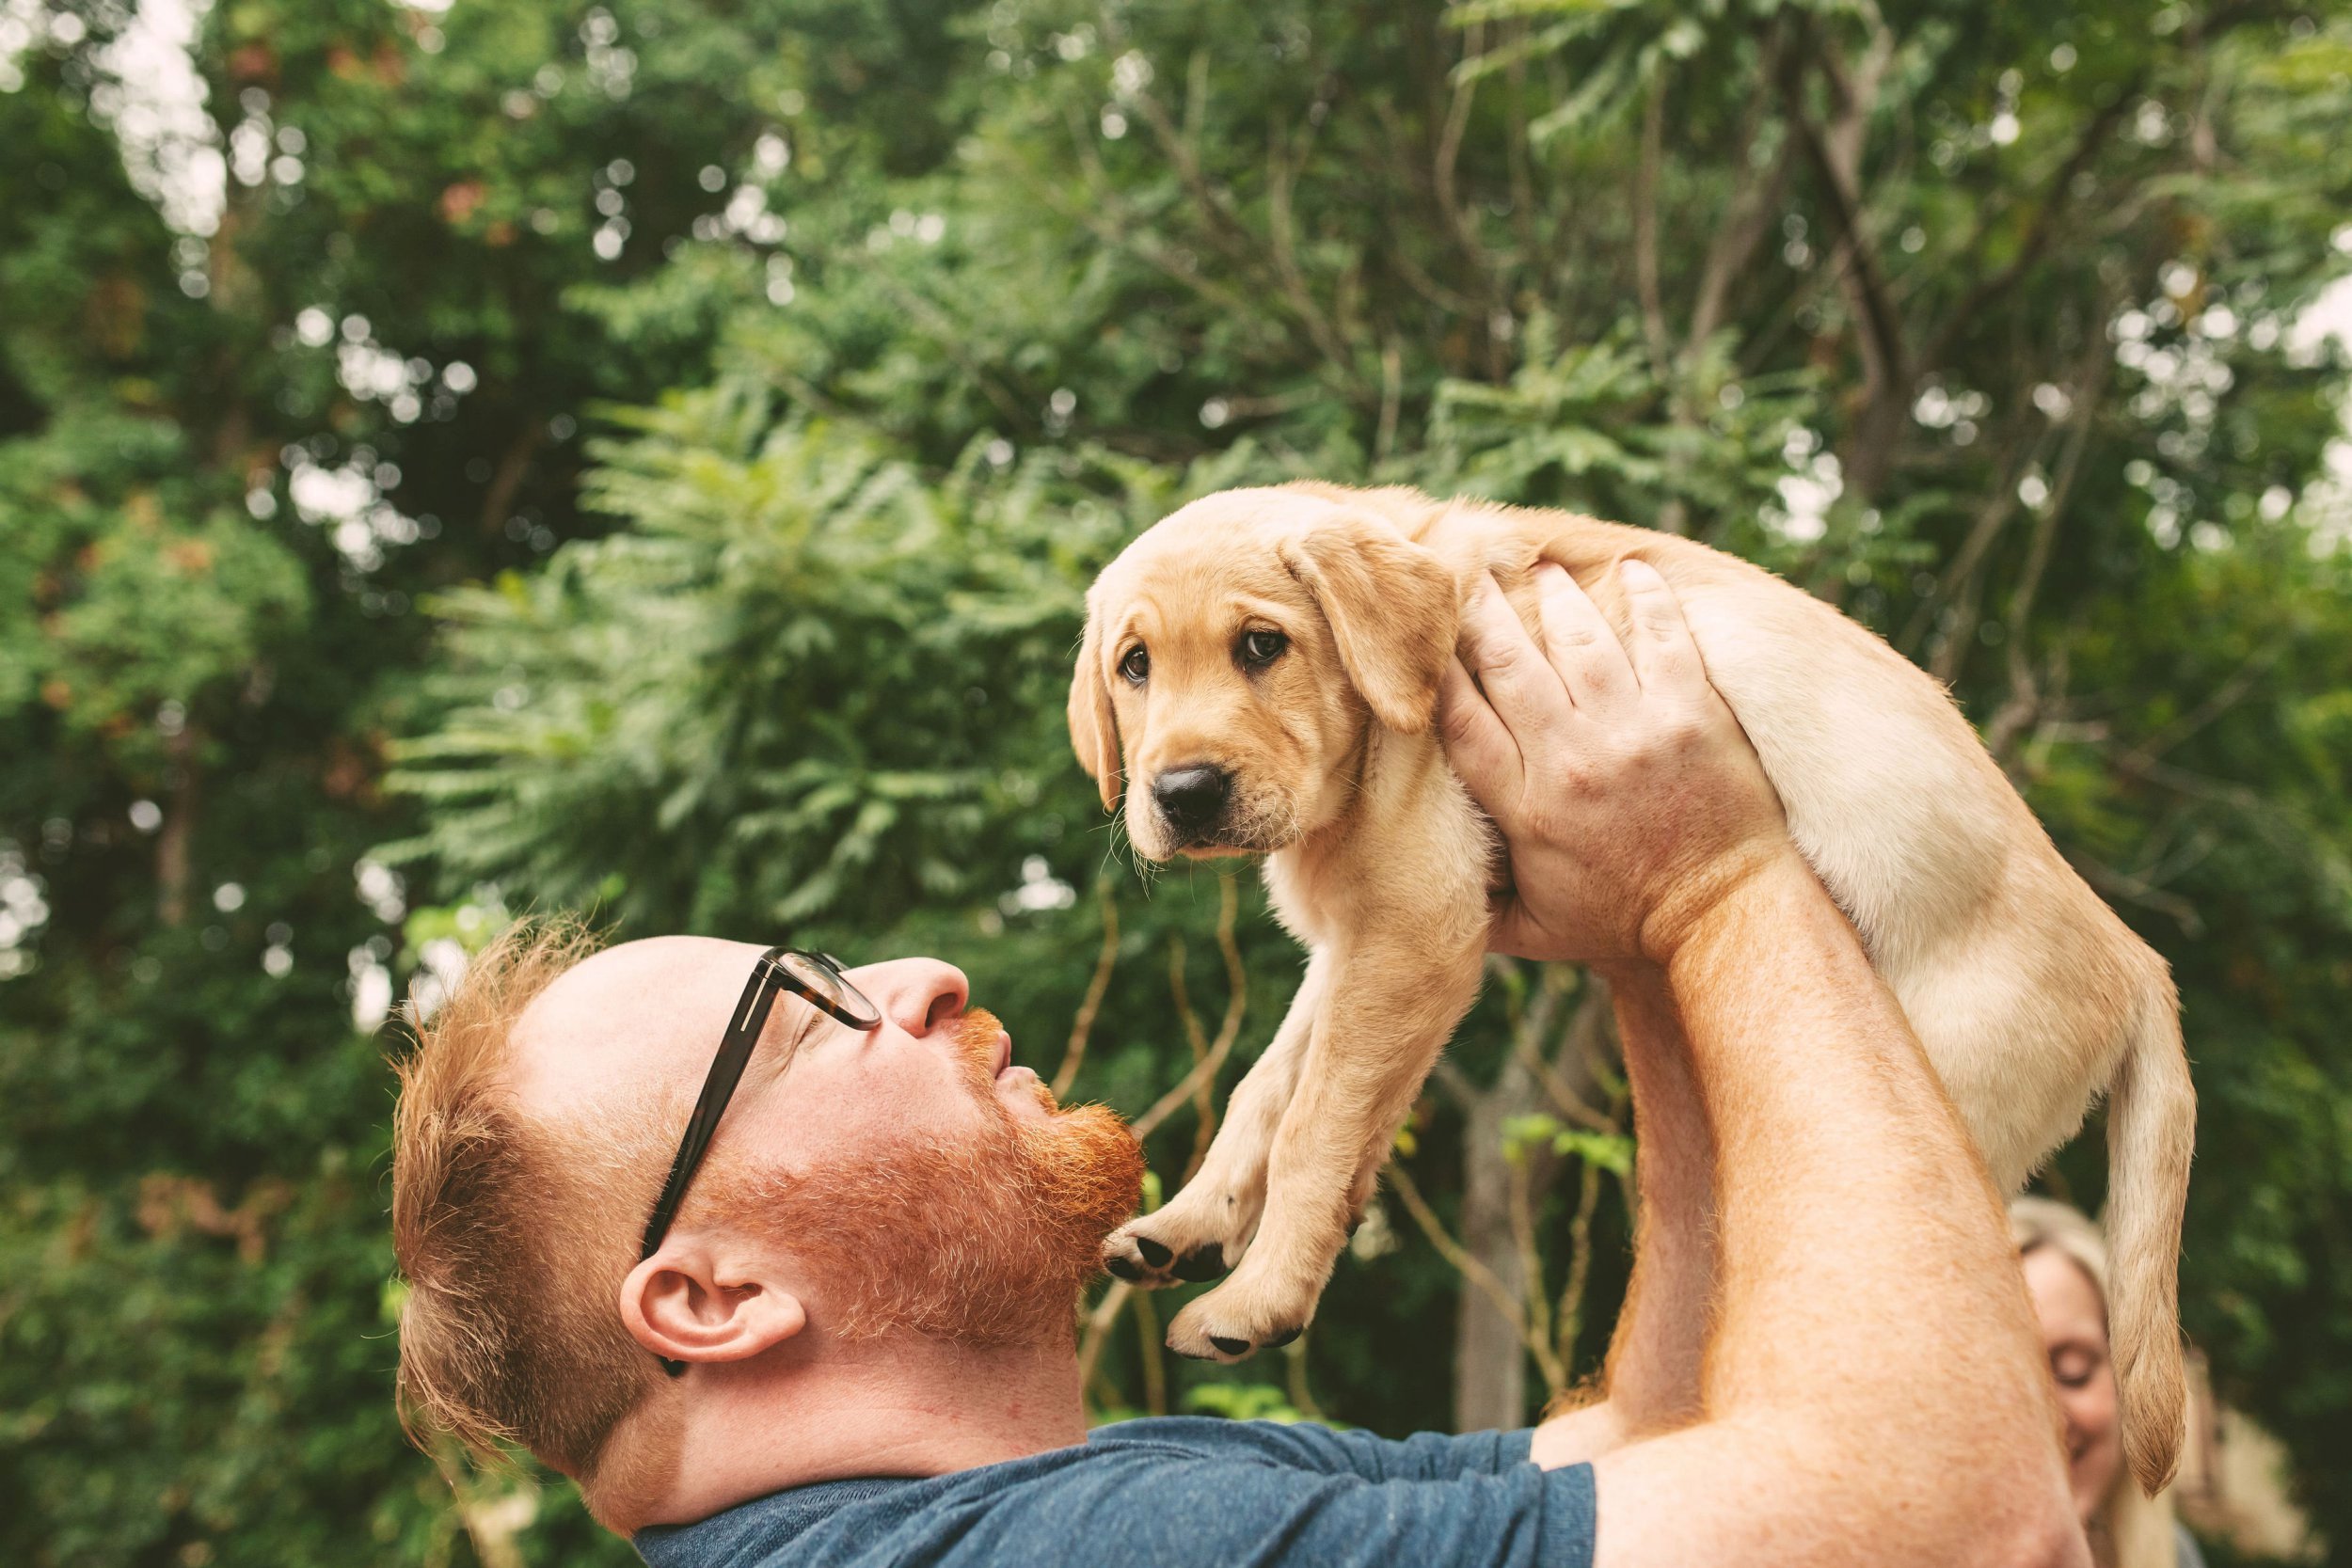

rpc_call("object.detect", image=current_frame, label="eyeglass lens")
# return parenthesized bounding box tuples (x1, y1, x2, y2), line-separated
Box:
(779, 951, 880, 1027)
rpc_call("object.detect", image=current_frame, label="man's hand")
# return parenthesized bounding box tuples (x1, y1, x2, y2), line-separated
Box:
(1438, 559, 1794, 967)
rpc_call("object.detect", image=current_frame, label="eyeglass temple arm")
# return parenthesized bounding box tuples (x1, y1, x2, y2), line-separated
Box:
(635, 959, 786, 1262)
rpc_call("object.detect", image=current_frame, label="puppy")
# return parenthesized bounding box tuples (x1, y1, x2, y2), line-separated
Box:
(1069, 481, 2194, 1494)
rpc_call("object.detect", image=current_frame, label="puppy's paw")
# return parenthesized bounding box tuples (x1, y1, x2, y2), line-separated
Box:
(1103, 1224, 1204, 1287)
(1103, 1182, 1258, 1288)
(1163, 1274, 1314, 1363)
(1104, 1219, 1234, 1289)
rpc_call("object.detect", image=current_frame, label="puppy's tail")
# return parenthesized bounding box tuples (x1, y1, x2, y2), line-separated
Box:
(2106, 964, 2196, 1496)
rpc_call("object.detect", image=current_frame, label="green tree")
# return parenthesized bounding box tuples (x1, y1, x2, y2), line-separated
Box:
(397, 0, 2352, 1553)
(7, 1, 2350, 1564)
(0, 1, 977, 1562)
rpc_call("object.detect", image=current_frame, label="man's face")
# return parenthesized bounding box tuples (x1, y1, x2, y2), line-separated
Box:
(511, 938, 1143, 1349)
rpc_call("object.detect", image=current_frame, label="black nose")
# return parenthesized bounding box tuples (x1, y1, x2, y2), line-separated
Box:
(1152, 764, 1230, 838)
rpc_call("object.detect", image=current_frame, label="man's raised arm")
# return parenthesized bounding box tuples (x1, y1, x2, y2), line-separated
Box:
(1439, 560, 2083, 1568)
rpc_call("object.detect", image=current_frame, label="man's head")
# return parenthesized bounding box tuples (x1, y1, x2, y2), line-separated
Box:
(391, 923, 1142, 1521)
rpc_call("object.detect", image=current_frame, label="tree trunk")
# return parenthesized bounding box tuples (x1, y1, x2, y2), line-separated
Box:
(1451, 974, 1615, 1432)
(1452, 1063, 1532, 1431)
(156, 725, 199, 927)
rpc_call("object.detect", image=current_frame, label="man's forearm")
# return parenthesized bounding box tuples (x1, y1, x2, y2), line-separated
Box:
(1587, 855, 2079, 1566)
(1595, 967, 1712, 1431)
(1530, 970, 1713, 1465)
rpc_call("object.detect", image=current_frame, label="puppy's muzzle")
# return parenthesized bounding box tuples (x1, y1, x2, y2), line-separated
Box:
(1152, 763, 1231, 846)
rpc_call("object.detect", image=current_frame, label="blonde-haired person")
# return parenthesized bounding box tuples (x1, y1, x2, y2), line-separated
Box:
(2012, 1196, 2206, 1568)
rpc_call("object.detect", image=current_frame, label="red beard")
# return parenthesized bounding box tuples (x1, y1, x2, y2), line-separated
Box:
(700, 1009, 1143, 1348)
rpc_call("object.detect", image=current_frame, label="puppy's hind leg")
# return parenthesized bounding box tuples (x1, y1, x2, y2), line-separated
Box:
(1166, 933, 1486, 1360)
(1104, 952, 1327, 1289)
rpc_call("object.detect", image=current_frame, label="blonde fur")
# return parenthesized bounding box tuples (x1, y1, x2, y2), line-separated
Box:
(1071, 483, 2192, 1493)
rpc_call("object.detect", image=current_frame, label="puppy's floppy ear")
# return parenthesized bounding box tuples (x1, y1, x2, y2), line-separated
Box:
(1280, 513, 1458, 733)
(1068, 603, 1122, 811)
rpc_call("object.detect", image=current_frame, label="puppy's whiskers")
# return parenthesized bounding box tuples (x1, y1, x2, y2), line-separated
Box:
(1089, 812, 1163, 890)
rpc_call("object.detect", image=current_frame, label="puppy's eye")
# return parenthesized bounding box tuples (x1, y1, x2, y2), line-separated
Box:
(1118, 645, 1151, 685)
(1238, 629, 1287, 669)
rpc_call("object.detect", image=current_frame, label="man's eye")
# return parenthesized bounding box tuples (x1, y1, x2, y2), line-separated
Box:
(1119, 645, 1151, 685)
(1239, 629, 1287, 668)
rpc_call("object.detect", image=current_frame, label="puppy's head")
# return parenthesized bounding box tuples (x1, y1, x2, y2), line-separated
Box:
(1069, 485, 1458, 861)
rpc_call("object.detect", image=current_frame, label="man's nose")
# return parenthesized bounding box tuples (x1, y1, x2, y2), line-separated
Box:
(848, 957, 970, 1035)
(1152, 763, 1230, 837)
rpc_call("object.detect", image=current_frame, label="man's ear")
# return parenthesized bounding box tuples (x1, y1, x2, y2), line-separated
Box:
(1279, 512, 1459, 733)
(1067, 602, 1122, 812)
(621, 1243, 807, 1370)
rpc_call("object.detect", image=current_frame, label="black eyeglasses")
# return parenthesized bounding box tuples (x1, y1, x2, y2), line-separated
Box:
(637, 947, 882, 1376)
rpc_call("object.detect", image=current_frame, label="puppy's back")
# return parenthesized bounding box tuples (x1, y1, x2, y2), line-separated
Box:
(1351, 487, 2051, 967)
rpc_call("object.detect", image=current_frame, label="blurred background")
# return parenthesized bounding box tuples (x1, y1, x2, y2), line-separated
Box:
(3, 0, 2349, 1562)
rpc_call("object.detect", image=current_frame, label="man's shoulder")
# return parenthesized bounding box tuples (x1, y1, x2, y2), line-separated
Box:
(1081, 1415, 1368, 1464)
(635, 1420, 1578, 1568)
(631, 1428, 1260, 1568)
(1088, 1416, 1535, 1478)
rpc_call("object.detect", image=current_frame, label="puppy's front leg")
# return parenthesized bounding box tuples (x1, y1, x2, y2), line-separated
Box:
(1165, 928, 1486, 1360)
(1103, 952, 1327, 1288)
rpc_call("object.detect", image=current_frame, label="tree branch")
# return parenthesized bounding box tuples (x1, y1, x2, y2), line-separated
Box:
(1552, 1153, 1609, 1378)
(1985, 337, 2115, 753)
(1524, 979, 1617, 1132)
(1687, 133, 1795, 359)
(1778, 39, 1908, 404)
(155, 723, 199, 927)
(1918, 78, 2145, 373)
(1129, 875, 1245, 1141)
(1633, 78, 1670, 376)
(1507, 1150, 1571, 1393)
(1075, 1279, 1132, 1392)
(1430, 1055, 1482, 1111)
(2068, 850, 2205, 938)
(475, 420, 542, 538)
(1050, 880, 1120, 1100)
(1387, 1156, 1533, 1343)
(2114, 643, 2284, 772)
(1434, 19, 1482, 264)
(1899, 431, 2036, 667)
(1283, 1334, 1326, 1422)
(1167, 936, 1219, 1178)
(1131, 1288, 1167, 1416)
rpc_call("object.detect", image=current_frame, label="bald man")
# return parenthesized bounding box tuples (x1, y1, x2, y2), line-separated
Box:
(391, 563, 2086, 1568)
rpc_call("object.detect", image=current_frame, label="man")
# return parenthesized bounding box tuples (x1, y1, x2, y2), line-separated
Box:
(392, 562, 2086, 1567)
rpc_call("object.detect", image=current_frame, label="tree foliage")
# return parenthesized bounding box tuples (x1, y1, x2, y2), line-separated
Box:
(5, 1, 2350, 1564)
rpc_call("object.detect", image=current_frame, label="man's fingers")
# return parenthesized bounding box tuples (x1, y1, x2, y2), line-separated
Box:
(1617, 557, 1708, 694)
(1437, 654, 1523, 811)
(1533, 562, 1637, 714)
(1456, 571, 1572, 739)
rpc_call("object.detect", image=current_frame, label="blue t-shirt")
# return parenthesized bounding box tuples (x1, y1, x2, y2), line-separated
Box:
(635, 1417, 1596, 1568)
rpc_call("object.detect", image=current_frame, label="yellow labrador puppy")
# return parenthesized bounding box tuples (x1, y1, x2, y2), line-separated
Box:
(1069, 481, 2193, 1494)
